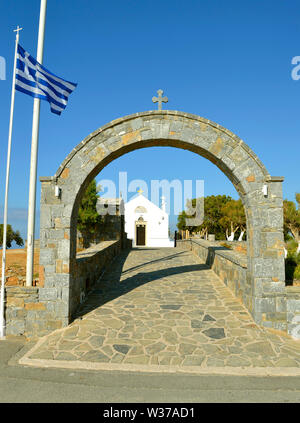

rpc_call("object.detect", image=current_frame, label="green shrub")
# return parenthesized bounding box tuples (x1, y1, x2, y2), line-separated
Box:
(294, 265, 300, 280)
(286, 239, 299, 254)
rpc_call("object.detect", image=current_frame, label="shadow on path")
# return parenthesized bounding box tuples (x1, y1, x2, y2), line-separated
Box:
(74, 249, 208, 319)
(121, 248, 187, 275)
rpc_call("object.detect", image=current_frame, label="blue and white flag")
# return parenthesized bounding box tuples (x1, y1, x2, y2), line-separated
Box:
(15, 44, 77, 115)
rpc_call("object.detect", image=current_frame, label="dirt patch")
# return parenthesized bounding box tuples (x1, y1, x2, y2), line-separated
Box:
(0, 249, 40, 286)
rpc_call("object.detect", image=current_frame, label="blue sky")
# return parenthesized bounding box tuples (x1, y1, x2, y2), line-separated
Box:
(0, 0, 300, 241)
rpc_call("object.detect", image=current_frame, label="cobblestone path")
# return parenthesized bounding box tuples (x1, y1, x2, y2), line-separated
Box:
(23, 248, 300, 371)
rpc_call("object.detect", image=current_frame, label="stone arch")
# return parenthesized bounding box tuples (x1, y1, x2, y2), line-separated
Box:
(39, 110, 285, 329)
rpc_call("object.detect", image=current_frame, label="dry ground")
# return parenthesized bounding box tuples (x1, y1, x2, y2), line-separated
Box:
(0, 248, 40, 286)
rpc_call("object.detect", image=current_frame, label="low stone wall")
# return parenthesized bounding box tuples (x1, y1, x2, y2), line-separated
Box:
(286, 286, 300, 339)
(177, 239, 300, 339)
(69, 240, 122, 317)
(4, 239, 129, 339)
(5, 287, 45, 337)
(177, 239, 249, 305)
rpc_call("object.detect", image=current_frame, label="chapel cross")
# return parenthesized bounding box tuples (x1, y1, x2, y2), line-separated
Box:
(152, 89, 168, 110)
(14, 25, 23, 34)
(13, 26, 23, 42)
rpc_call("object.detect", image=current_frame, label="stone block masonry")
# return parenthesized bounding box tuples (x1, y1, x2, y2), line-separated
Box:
(69, 240, 122, 318)
(286, 286, 300, 339)
(177, 239, 300, 339)
(177, 239, 249, 304)
(34, 110, 286, 338)
(4, 240, 125, 339)
(5, 287, 47, 338)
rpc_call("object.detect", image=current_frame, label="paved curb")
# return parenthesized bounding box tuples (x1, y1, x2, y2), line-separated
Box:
(19, 339, 300, 377)
(7, 341, 36, 367)
(19, 356, 300, 377)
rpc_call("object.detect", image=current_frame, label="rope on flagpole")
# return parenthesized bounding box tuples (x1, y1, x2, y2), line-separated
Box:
(0, 26, 23, 339)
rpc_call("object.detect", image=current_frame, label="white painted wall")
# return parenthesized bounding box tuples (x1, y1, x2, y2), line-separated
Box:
(124, 195, 174, 248)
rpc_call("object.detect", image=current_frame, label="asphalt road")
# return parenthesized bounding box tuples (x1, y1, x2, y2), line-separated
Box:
(1, 338, 300, 404)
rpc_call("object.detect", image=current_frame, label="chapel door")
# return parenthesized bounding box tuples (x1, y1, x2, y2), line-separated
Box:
(136, 224, 146, 246)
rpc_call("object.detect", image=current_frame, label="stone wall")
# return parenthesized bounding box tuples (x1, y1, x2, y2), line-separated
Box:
(38, 110, 286, 335)
(69, 240, 122, 317)
(286, 286, 300, 339)
(4, 239, 127, 339)
(177, 239, 300, 339)
(177, 238, 249, 304)
(5, 287, 45, 337)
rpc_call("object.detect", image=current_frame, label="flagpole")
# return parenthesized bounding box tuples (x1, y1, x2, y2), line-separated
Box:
(26, 0, 47, 287)
(0, 26, 23, 339)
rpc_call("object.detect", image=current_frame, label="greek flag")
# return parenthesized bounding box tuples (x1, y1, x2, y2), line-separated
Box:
(15, 44, 77, 115)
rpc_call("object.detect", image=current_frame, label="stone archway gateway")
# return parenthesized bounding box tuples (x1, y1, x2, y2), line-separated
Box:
(39, 110, 287, 334)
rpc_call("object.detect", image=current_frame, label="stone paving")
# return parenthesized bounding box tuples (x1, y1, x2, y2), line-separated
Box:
(22, 248, 300, 371)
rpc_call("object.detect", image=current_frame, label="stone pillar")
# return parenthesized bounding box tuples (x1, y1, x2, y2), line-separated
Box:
(39, 177, 70, 330)
(248, 177, 286, 330)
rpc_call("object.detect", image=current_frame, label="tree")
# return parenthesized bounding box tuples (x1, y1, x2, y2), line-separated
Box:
(202, 195, 233, 239)
(177, 210, 188, 232)
(219, 199, 246, 241)
(284, 194, 300, 254)
(77, 179, 102, 248)
(177, 195, 233, 240)
(0, 224, 24, 248)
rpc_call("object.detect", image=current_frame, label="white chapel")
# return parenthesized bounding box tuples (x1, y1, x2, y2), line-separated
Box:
(124, 192, 174, 248)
